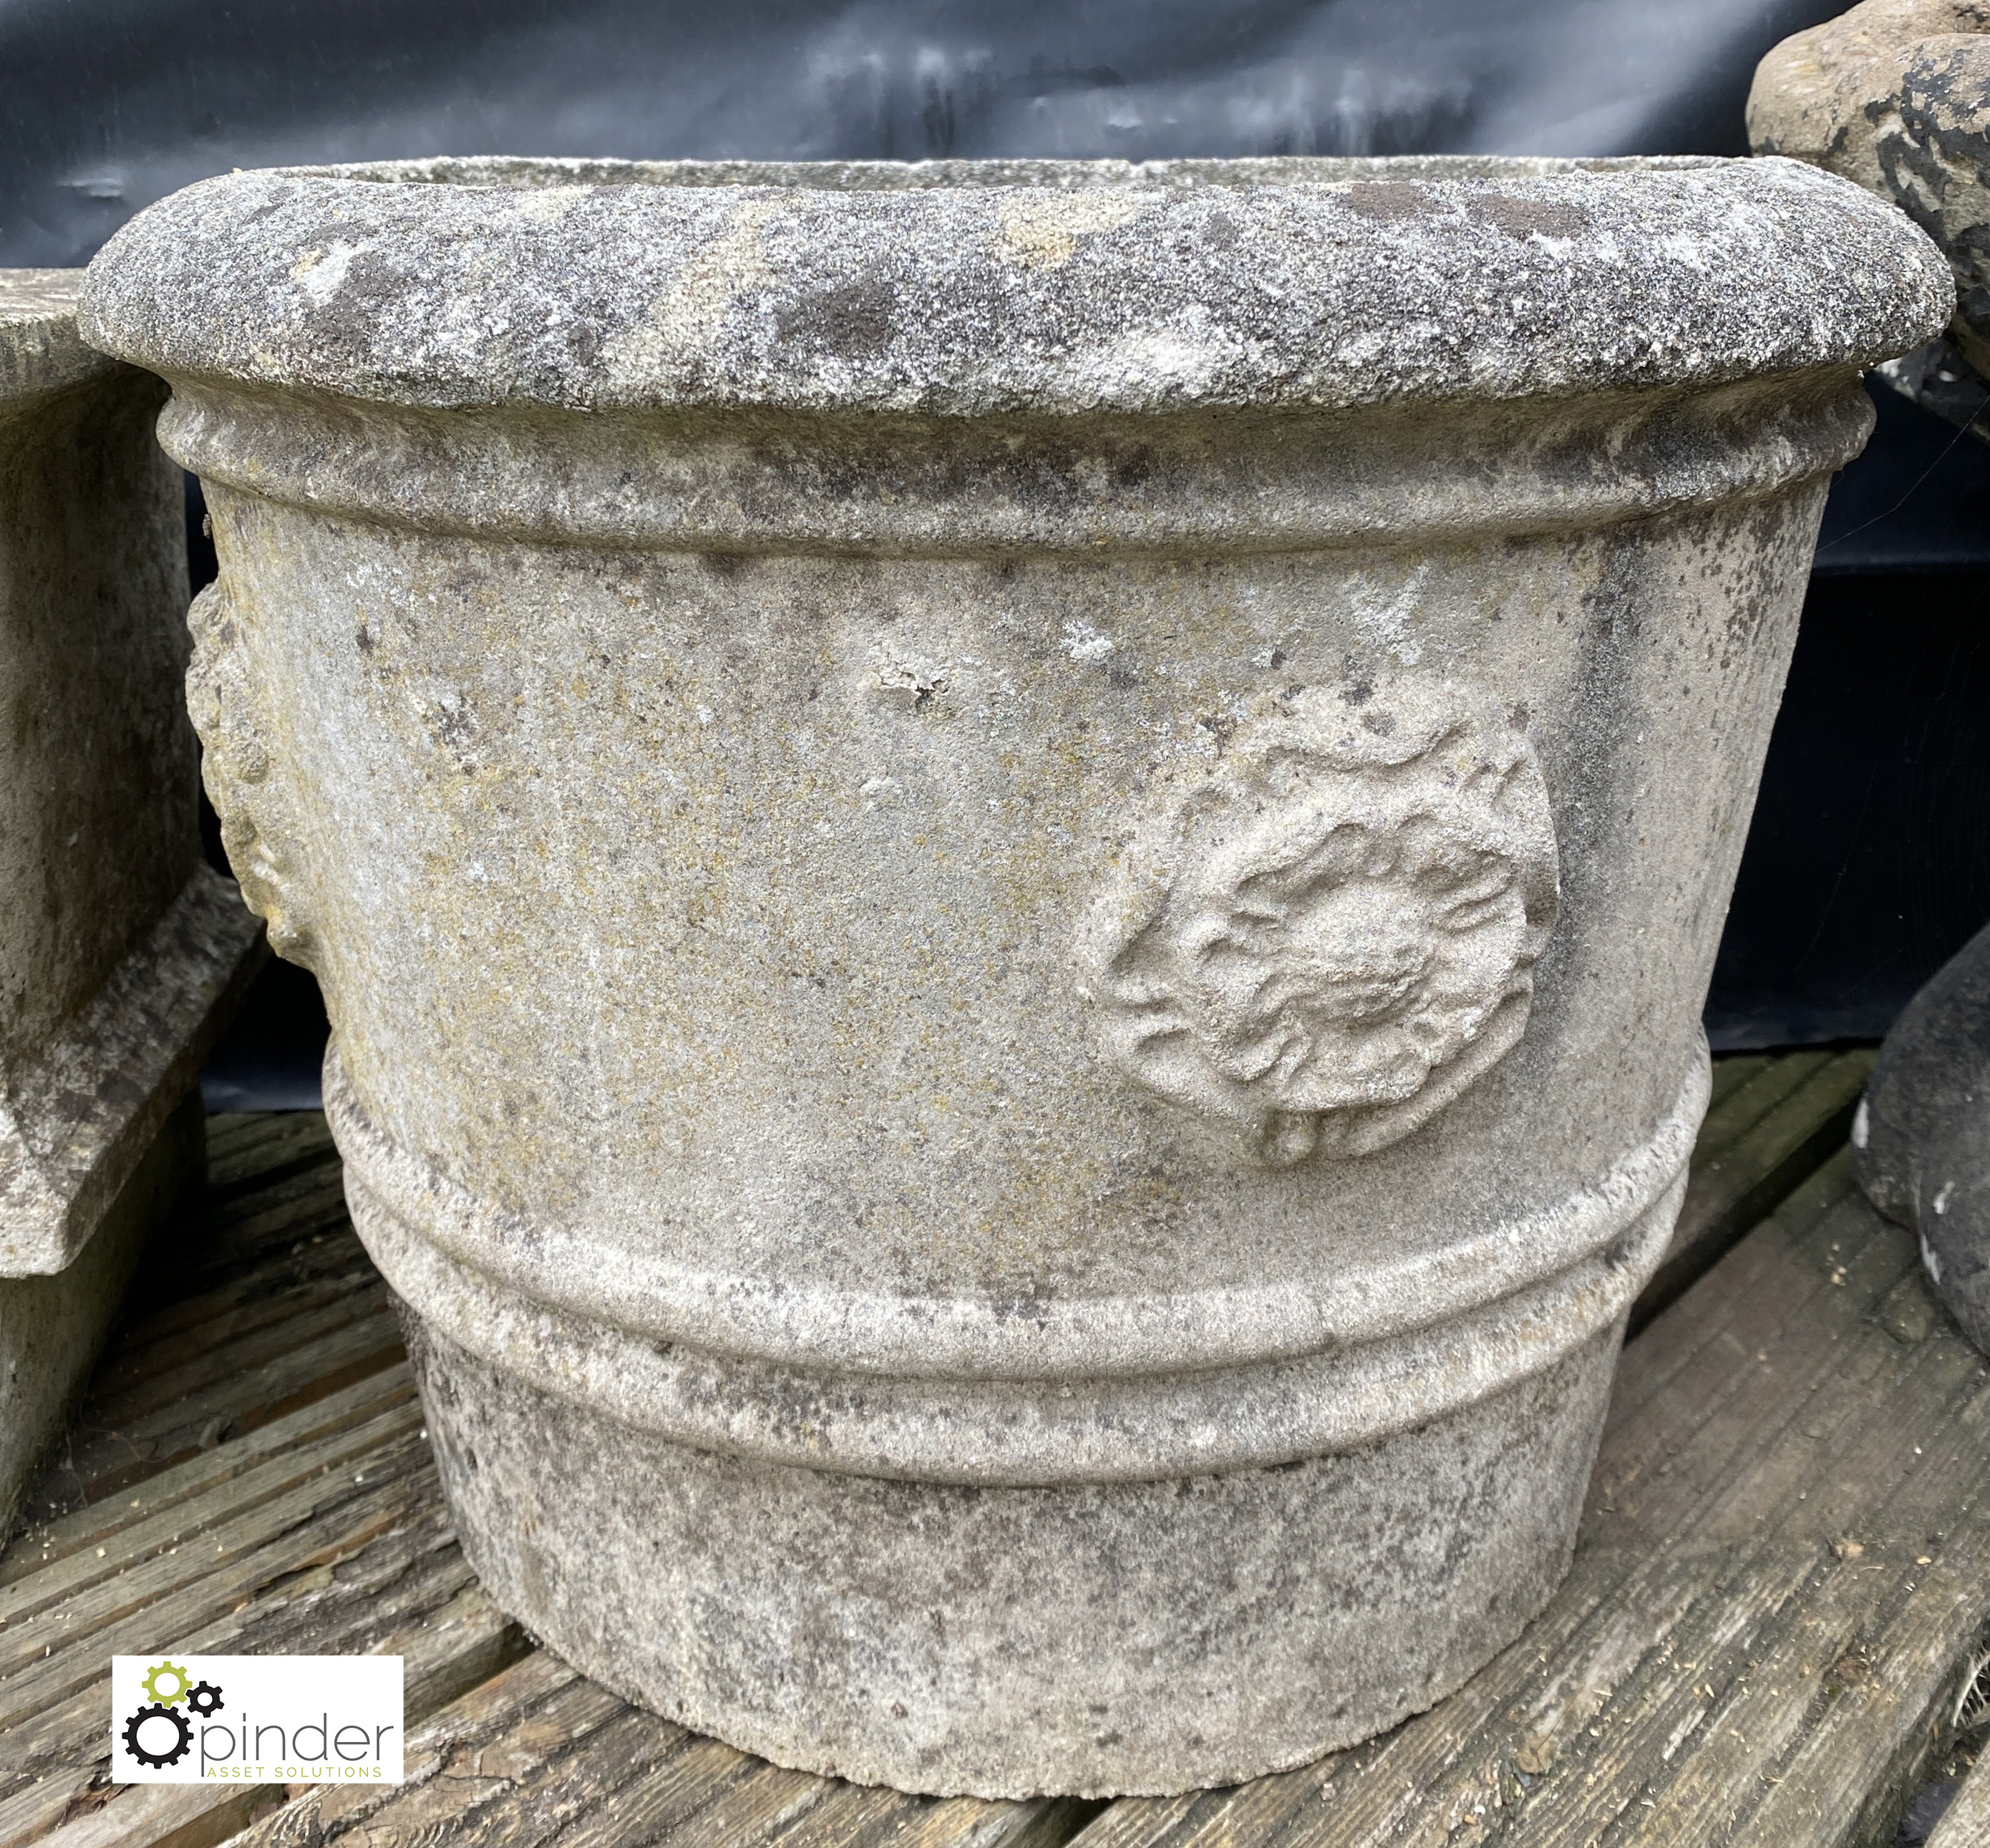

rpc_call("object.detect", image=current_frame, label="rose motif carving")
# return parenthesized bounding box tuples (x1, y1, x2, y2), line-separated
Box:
(185, 578, 321, 969)
(1079, 679, 1558, 1164)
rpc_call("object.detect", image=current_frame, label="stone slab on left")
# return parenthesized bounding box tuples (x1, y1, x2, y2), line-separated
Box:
(0, 268, 266, 1537)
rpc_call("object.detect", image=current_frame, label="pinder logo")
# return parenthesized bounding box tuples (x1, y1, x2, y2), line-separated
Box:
(112, 1655, 403, 1784)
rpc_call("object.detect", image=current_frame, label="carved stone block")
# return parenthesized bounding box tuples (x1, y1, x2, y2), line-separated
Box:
(0, 271, 266, 1533)
(79, 157, 1948, 1795)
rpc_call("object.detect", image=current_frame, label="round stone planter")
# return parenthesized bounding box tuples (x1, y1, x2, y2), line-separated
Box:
(81, 153, 1946, 1797)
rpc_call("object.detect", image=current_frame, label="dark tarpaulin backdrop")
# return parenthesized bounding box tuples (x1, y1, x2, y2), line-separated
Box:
(0, 0, 1852, 263)
(4, 0, 1982, 1103)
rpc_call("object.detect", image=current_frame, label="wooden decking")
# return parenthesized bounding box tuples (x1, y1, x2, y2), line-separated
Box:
(2, 1048, 1986, 1847)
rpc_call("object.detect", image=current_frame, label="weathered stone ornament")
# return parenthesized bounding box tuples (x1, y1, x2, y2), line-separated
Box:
(1749, 0, 1990, 379)
(80, 155, 1948, 1796)
(1850, 918, 1990, 1355)
(1080, 677, 1559, 1164)
(0, 271, 265, 1534)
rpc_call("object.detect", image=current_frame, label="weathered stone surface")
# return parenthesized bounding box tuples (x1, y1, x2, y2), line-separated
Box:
(0, 270, 265, 1530)
(79, 156, 1949, 1796)
(1853, 918, 1990, 1353)
(0, 1092, 203, 1537)
(406, 1309, 1627, 1798)
(1749, 1, 1990, 377)
(1873, 331, 1990, 434)
(74, 155, 1948, 419)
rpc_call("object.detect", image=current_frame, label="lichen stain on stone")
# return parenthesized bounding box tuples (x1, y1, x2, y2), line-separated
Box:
(991, 192, 1150, 269)
(1340, 180, 1436, 224)
(775, 273, 898, 359)
(598, 198, 778, 384)
(1471, 195, 1592, 240)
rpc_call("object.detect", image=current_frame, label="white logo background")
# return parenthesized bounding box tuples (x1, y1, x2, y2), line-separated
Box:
(111, 1655, 404, 1784)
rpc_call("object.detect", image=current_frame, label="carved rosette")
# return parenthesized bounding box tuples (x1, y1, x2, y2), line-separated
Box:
(184, 579, 320, 968)
(1079, 679, 1559, 1164)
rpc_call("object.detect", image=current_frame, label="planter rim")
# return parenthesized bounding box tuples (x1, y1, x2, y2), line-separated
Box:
(78, 155, 1950, 417)
(1, 268, 115, 402)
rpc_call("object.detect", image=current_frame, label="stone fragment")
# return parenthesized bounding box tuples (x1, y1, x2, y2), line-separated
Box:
(0, 1093, 205, 1530)
(1853, 919, 1990, 1353)
(79, 155, 1949, 1796)
(0, 270, 266, 1535)
(1871, 330, 1990, 436)
(1749, 0, 1990, 376)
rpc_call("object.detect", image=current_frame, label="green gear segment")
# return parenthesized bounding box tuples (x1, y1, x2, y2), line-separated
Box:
(140, 1660, 190, 1706)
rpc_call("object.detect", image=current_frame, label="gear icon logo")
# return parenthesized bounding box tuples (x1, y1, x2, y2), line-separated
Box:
(186, 1681, 224, 1717)
(122, 1661, 223, 1774)
(140, 1660, 190, 1706)
(123, 1703, 193, 1768)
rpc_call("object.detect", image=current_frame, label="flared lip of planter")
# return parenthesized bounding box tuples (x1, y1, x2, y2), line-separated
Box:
(77, 153, 1951, 419)
(1, 268, 117, 403)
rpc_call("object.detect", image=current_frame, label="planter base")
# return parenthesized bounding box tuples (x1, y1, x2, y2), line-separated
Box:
(406, 1308, 1623, 1798)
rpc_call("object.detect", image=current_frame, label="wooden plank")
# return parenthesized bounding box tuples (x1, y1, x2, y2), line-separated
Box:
(1062, 1776, 1329, 1848)
(214, 1644, 1091, 1848)
(0, 1368, 415, 1590)
(608, 1759, 831, 1847)
(408, 1706, 700, 1845)
(1062, 1165, 1990, 1848)
(82, 1285, 392, 1435)
(203, 1112, 326, 1160)
(230, 1653, 614, 1848)
(170, 1180, 356, 1289)
(0, 1429, 432, 1730)
(532, 1733, 761, 1845)
(0, 1114, 428, 1848)
(384, 1590, 525, 1741)
(200, 1156, 345, 1235)
(19, 1782, 287, 1848)
(873, 1799, 1107, 1848)
(0, 1407, 424, 1633)
(764, 1785, 934, 1848)
(86, 1242, 377, 1404)
(1694, 1050, 1833, 1159)
(16, 1584, 522, 1848)
(1052, 1796, 1203, 1848)
(0, 1764, 108, 1846)
(203, 1117, 336, 1199)
(1704, 1053, 1772, 1114)
(32, 1308, 407, 1516)
(0, 1532, 452, 1837)
(1601, 1147, 1881, 1446)
(1928, 1756, 1990, 1848)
